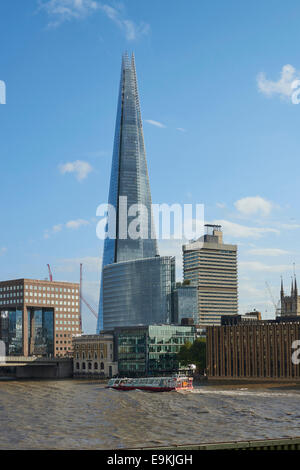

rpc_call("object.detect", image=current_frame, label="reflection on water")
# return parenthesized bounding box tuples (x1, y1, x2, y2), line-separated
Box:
(0, 379, 300, 449)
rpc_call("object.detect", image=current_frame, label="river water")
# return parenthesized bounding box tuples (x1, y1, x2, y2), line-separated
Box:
(0, 379, 300, 449)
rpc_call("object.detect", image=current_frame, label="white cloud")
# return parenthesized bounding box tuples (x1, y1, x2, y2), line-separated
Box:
(100, 4, 150, 41)
(145, 119, 166, 128)
(234, 196, 273, 217)
(39, 0, 99, 26)
(44, 218, 90, 238)
(0, 247, 7, 256)
(257, 64, 299, 100)
(239, 261, 291, 273)
(247, 248, 291, 257)
(39, 0, 150, 40)
(66, 219, 90, 229)
(212, 219, 279, 239)
(59, 160, 93, 181)
(216, 202, 226, 209)
(277, 223, 300, 230)
(176, 128, 186, 132)
(53, 224, 63, 233)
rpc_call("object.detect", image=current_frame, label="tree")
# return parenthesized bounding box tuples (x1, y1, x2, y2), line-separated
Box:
(177, 338, 206, 374)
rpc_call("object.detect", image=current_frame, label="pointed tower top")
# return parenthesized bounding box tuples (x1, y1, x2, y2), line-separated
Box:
(291, 277, 294, 296)
(295, 276, 298, 297)
(281, 276, 284, 298)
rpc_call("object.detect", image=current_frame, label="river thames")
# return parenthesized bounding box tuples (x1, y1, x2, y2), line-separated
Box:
(0, 379, 300, 449)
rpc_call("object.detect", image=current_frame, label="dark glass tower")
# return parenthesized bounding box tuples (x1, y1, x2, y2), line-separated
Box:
(97, 54, 160, 332)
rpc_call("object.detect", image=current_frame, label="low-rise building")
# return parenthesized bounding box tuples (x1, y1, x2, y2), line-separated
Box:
(114, 324, 196, 377)
(73, 334, 118, 378)
(207, 316, 300, 381)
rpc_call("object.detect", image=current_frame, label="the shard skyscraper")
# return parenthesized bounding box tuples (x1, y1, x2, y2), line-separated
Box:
(97, 54, 175, 332)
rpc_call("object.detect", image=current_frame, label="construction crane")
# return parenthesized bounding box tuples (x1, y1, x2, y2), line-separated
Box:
(80, 263, 98, 322)
(265, 281, 281, 316)
(47, 264, 53, 282)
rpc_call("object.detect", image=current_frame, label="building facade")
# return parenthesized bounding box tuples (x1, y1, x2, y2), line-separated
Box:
(73, 334, 118, 378)
(281, 278, 300, 316)
(102, 256, 175, 330)
(98, 54, 173, 332)
(114, 325, 196, 376)
(207, 317, 300, 381)
(0, 279, 81, 357)
(183, 224, 238, 327)
(173, 283, 198, 325)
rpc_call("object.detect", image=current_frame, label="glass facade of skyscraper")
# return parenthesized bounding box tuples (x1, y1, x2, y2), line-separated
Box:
(103, 256, 175, 330)
(97, 54, 173, 332)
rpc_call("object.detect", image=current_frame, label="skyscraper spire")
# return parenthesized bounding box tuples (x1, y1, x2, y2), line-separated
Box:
(97, 54, 158, 332)
(295, 276, 298, 298)
(280, 276, 284, 299)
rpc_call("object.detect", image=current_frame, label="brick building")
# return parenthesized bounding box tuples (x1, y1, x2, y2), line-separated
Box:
(0, 278, 81, 357)
(207, 316, 300, 381)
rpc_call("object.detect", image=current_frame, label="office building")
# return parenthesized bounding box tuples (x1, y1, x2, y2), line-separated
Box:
(183, 224, 238, 327)
(97, 53, 174, 331)
(102, 256, 175, 330)
(0, 279, 81, 357)
(207, 316, 300, 381)
(114, 325, 196, 376)
(173, 283, 198, 325)
(73, 334, 118, 378)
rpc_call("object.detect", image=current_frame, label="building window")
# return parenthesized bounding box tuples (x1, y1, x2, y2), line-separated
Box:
(88, 362, 92, 370)
(76, 362, 80, 370)
(94, 362, 98, 370)
(100, 362, 104, 370)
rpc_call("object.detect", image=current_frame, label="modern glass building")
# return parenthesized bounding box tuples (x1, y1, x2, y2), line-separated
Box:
(0, 306, 54, 356)
(103, 256, 175, 330)
(28, 308, 54, 356)
(0, 308, 23, 355)
(114, 325, 196, 376)
(97, 54, 173, 332)
(173, 284, 198, 325)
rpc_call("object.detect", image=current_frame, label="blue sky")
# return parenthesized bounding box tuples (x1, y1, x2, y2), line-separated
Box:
(1, 0, 300, 332)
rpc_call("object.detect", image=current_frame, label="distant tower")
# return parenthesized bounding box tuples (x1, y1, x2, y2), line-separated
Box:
(280, 277, 284, 300)
(281, 276, 300, 317)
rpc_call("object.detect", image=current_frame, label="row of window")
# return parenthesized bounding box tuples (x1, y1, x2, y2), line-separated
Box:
(25, 285, 78, 293)
(75, 362, 105, 370)
(0, 285, 23, 291)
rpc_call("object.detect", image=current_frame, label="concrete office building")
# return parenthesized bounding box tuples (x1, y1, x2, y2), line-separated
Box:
(207, 316, 300, 381)
(0, 278, 81, 357)
(183, 224, 238, 327)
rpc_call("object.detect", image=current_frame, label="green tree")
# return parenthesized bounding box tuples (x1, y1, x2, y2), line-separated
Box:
(177, 338, 206, 374)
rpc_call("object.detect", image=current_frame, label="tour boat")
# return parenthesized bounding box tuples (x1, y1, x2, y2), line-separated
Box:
(106, 376, 193, 392)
